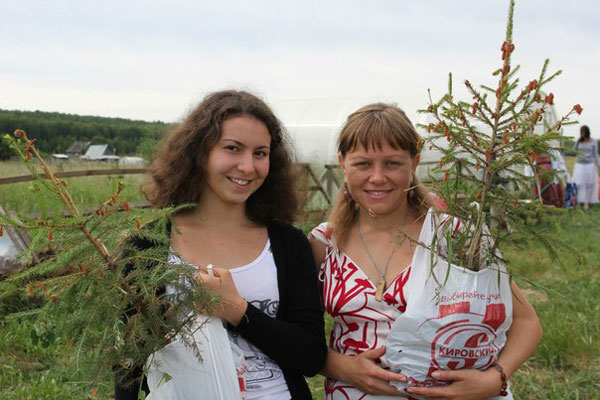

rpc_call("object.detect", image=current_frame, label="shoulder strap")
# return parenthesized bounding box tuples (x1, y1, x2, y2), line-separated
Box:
(309, 222, 333, 246)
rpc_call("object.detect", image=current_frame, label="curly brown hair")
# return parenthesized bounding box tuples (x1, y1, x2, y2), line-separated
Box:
(143, 90, 298, 225)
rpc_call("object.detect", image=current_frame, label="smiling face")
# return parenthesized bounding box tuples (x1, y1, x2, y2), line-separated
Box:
(203, 115, 271, 207)
(341, 141, 418, 217)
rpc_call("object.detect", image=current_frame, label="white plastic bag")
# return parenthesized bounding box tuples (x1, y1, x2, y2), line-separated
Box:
(385, 209, 513, 399)
(145, 314, 245, 400)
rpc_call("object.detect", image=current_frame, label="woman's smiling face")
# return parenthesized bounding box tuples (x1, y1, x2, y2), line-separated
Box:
(341, 140, 418, 217)
(203, 114, 271, 206)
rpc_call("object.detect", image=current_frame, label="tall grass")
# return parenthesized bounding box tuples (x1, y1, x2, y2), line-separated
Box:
(503, 207, 600, 400)
(0, 161, 336, 216)
(0, 160, 148, 215)
(0, 317, 113, 399)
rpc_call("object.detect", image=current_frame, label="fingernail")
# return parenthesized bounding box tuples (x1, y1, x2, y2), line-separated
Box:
(431, 371, 440, 378)
(399, 374, 407, 382)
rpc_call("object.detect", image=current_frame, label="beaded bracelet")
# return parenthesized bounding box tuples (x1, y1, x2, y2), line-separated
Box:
(490, 363, 508, 396)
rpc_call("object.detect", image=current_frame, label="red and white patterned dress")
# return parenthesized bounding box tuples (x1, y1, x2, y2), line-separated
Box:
(310, 223, 411, 400)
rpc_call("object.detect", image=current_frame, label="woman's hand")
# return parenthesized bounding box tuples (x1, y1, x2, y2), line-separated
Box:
(406, 368, 502, 399)
(408, 281, 541, 400)
(323, 347, 407, 396)
(196, 265, 247, 326)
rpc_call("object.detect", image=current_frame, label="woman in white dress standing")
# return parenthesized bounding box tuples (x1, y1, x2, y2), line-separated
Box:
(572, 125, 600, 209)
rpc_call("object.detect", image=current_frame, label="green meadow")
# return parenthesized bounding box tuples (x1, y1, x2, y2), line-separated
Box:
(0, 160, 148, 216)
(1, 159, 598, 399)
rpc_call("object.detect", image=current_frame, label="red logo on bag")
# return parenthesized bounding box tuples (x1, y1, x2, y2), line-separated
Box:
(424, 302, 506, 374)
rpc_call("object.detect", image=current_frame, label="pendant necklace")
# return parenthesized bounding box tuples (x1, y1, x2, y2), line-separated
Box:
(358, 214, 401, 302)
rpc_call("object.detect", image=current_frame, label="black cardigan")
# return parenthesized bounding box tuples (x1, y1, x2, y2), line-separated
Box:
(115, 222, 326, 399)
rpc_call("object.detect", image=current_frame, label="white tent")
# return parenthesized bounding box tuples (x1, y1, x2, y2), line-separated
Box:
(273, 98, 368, 164)
(272, 97, 444, 181)
(272, 96, 561, 183)
(119, 156, 145, 166)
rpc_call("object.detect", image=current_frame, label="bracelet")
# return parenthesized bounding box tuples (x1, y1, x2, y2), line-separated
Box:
(490, 363, 508, 397)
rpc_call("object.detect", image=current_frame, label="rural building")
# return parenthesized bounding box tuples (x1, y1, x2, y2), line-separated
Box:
(81, 144, 119, 161)
(66, 141, 91, 156)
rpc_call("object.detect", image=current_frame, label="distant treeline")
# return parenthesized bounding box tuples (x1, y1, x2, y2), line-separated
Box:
(0, 109, 171, 160)
(0, 109, 593, 162)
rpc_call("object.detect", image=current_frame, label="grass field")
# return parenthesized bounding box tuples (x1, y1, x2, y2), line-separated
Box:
(1, 158, 599, 399)
(0, 160, 148, 216)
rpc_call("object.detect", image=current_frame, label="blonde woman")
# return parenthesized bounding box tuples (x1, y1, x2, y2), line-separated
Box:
(309, 103, 542, 399)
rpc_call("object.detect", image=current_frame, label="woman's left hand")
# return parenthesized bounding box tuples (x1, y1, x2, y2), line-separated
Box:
(405, 368, 502, 400)
(196, 265, 248, 326)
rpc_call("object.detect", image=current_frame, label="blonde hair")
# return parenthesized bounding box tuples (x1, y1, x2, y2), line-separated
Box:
(329, 103, 434, 246)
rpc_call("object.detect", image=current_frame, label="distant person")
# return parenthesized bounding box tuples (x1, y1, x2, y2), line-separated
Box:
(115, 90, 326, 399)
(533, 150, 565, 207)
(525, 149, 567, 207)
(572, 125, 600, 209)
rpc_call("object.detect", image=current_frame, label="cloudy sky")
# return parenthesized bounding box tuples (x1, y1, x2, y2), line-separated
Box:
(1, 0, 598, 143)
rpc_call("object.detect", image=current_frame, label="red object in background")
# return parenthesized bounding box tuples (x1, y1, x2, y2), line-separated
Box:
(532, 153, 564, 207)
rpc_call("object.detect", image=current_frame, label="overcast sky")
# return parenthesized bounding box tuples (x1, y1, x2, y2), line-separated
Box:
(1, 0, 598, 142)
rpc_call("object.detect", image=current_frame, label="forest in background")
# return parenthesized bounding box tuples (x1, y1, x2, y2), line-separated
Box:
(0, 109, 170, 160)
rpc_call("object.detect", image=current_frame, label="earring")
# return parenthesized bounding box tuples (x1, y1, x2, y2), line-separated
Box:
(408, 179, 417, 202)
(343, 182, 352, 202)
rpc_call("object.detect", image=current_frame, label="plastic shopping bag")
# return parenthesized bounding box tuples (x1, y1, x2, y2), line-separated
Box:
(145, 314, 245, 400)
(385, 209, 513, 399)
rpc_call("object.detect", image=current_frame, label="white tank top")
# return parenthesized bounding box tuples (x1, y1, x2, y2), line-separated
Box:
(228, 239, 290, 400)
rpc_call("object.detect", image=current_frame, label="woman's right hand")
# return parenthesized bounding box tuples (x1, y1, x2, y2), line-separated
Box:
(324, 346, 407, 396)
(196, 265, 248, 327)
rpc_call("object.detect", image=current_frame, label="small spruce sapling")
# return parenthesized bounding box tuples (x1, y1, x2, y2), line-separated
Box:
(419, 0, 583, 272)
(0, 130, 216, 391)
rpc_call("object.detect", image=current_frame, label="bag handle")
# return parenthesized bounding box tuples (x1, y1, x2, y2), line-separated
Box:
(411, 208, 434, 265)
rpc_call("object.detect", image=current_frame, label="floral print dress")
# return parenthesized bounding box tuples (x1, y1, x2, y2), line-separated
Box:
(310, 223, 411, 400)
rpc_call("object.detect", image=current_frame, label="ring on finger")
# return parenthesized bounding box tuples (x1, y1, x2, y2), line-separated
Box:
(195, 268, 204, 282)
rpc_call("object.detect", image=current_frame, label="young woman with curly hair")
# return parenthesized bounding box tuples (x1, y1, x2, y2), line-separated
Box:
(116, 90, 326, 399)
